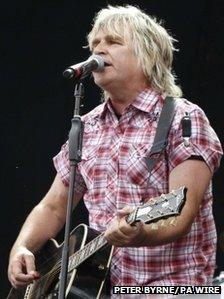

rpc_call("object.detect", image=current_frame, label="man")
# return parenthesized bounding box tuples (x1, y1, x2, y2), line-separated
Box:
(8, 4, 223, 296)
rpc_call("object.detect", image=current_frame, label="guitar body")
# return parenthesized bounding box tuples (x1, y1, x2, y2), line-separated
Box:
(7, 187, 186, 299)
(7, 224, 113, 299)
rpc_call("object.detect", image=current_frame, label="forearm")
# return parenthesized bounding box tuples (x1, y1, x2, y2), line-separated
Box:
(8, 174, 84, 288)
(105, 207, 191, 248)
(10, 201, 66, 255)
(135, 215, 190, 247)
(106, 160, 211, 248)
(132, 159, 211, 247)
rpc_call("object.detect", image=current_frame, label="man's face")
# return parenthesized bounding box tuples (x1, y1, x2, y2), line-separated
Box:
(91, 29, 147, 94)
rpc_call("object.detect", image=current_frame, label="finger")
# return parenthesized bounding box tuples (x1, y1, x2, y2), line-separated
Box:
(106, 234, 129, 246)
(23, 253, 39, 277)
(12, 258, 23, 272)
(105, 215, 143, 246)
(12, 275, 33, 288)
(10, 260, 25, 278)
(119, 216, 142, 232)
(117, 206, 133, 217)
(11, 277, 31, 288)
(14, 272, 37, 282)
(131, 220, 144, 230)
(105, 223, 129, 245)
(10, 258, 39, 284)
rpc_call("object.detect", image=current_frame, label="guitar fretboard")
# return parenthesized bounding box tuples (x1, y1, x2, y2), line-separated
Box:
(68, 232, 107, 272)
(67, 186, 185, 273)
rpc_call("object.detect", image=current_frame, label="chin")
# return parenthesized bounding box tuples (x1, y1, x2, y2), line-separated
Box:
(93, 70, 113, 84)
(94, 76, 110, 89)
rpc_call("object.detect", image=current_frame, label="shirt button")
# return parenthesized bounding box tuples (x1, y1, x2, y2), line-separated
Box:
(108, 183, 117, 191)
(115, 126, 122, 134)
(112, 156, 118, 162)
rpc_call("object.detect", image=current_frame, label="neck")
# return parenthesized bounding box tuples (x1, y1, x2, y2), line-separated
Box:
(107, 83, 149, 116)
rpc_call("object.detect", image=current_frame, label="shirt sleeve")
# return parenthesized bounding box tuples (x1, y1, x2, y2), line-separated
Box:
(53, 141, 87, 195)
(167, 105, 223, 174)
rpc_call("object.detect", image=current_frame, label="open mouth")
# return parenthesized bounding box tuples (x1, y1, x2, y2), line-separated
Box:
(104, 62, 112, 67)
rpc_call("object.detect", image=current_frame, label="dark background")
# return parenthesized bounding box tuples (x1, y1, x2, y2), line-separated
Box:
(1, 0, 223, 297)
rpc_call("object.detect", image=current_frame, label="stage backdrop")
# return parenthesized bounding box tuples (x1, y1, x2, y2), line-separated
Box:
(1, 0, 223, 297)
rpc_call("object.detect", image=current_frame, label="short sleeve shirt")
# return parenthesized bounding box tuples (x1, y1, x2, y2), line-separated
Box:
(53, 88, 223, 287)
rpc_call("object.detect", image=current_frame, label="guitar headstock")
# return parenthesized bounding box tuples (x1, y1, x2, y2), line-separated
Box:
(126, 186, 187, 226)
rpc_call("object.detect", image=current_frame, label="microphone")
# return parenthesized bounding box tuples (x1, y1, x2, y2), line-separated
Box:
(63, 54, 105, 80)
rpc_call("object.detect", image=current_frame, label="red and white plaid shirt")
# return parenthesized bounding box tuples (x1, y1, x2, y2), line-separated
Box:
(53, 88, 223, 288)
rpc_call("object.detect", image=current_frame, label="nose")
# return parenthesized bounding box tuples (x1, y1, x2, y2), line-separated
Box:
(93, 40, 108, 55)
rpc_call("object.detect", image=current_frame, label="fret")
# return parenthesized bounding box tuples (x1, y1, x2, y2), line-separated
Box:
(67, 187, 186, 272)
(67, 233, 108, 273)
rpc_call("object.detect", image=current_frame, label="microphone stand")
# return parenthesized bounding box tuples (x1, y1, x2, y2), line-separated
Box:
(58, 81, 84, 299)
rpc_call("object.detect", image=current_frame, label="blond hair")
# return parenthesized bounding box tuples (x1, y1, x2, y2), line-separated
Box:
(88, 5, 182, 97)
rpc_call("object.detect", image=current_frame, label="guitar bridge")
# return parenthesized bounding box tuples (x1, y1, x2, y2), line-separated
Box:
(98, 264, 105, 270)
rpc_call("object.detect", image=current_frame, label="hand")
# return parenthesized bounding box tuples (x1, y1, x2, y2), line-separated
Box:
(8, 246, 40, 289)
(104, 206, 145, 247)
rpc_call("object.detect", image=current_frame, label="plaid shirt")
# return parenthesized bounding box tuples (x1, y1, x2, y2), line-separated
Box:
(53, 88, 223, 288)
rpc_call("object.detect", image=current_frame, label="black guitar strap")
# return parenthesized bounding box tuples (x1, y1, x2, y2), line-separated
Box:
(145, 96, 176, 173)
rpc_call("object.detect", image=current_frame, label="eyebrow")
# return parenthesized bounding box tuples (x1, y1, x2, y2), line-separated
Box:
(91, 34, 124, 48)
(91, 37, 100, 48)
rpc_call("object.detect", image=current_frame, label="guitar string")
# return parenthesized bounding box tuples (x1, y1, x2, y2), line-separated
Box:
(27, 217, 176, 298)
(27, 217, 175, 298)
(26, 192, 181, 297)
(27, 194, 174, 275)
(26, 216, 177, 298)
(31, 248, 62, 275)
(27, 232, 106, 297)
(23, 229, 105, 277)
(25, 196, 155, 275)
(23, 249, 62, 298)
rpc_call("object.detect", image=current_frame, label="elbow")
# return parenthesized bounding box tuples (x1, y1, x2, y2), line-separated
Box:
(182, 224, 192, 236)
(36, 201, 66, 233)
(176, 221, 193, 239)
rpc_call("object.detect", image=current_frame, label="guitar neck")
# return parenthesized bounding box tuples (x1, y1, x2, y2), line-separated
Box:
(67, 186, 186, 273)
(68, 232, 107, 272)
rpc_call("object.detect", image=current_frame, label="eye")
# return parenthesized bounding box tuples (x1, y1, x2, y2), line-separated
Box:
(108, 38, 123, 45)
(91, 38, 100, 50)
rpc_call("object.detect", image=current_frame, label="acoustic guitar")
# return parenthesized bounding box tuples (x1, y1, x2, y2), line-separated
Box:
(7, 186, 186, 299)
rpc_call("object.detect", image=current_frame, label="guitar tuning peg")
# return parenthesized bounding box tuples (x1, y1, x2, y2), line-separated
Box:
(168, 217, 177, 226)
(171, 190, 177, 196)
(150, 223, 158, 230)
(149, 199, 156, 206)
(160, 194, 166, 200)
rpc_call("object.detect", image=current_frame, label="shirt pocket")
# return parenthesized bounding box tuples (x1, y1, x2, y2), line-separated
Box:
(79, 145, 99, 189)
(126, 143, 151, 186)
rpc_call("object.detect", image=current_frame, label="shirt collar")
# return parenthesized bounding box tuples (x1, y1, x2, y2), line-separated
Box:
(96, 88, 164, 119)
(131, 88, 164, 113)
